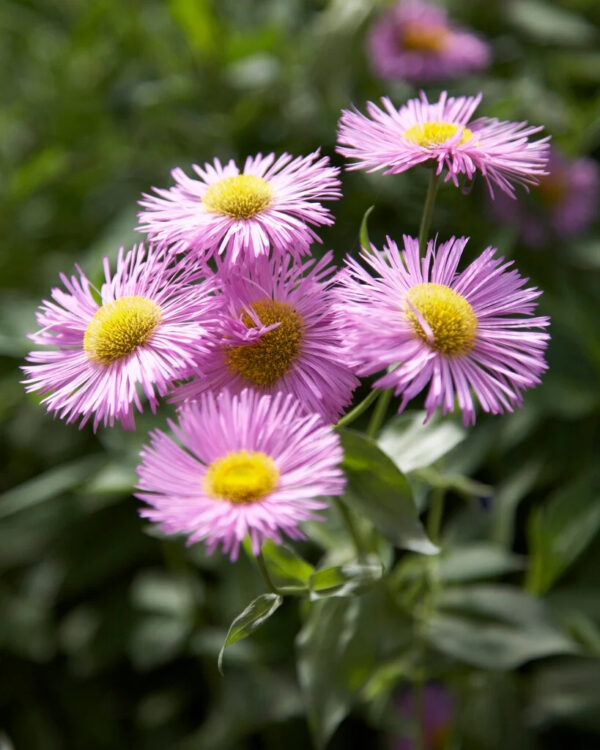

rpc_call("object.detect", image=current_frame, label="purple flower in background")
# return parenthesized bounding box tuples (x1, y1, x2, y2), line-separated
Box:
(393, 683, 453, 750)
(491, 147, 599, 247)
(137, 150, 341, 265)
(337, 91, 550, 198)
(174, 251, 358, 423)
(336, 236, 550, 426)
(368, 0, 490, 83)
(23, 246, 216, 430)
(136, 389, 345, 560)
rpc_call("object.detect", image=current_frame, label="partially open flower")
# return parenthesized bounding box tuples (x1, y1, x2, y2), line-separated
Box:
(174, 251, 358, 423)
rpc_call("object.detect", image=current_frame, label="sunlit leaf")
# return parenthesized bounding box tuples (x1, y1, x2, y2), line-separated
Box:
(218, 593, 283, 674)
(260, 540, 314, 587)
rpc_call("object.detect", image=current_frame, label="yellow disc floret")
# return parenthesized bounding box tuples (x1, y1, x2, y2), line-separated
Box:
(226, 299, 304, 387)
(405, 282, 477, 357)
(204, 450, 279, 504)
(401, 23, 449, 53)
(84, 295, 162, 365)
(403, 121, 474, 148)
(202, 174, 273, 219)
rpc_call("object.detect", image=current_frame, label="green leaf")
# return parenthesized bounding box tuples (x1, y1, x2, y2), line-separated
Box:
(378, 411, 465, 474)
(395, 543, 524, 585)
(340, 429, 437, 555)
(508, 0, 596, 45)
(309, 561, 383, 600)
(260, 540, 314, 587)
(296, 597, 375, 748)
(427, 584, 577, 670)
(359, 205, 374, 253)
(526, 475, 600, 595)
(218, 593, 283, 674)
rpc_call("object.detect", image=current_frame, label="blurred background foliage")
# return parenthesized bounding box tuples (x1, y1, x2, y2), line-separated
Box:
(1, 0, 600, 747)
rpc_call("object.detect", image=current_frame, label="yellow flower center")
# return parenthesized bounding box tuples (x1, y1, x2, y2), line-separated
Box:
(405, 282, 477, 357)
(401, 23, 449, 53)
(204, 450, 279, 504)
(83, 295, 162, 365)
(403, 121, 474, 148)
(202, 174, 273, 219)
(225, 299, 304, 387)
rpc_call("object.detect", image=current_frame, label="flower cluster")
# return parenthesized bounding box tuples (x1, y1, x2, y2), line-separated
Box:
(24, 73, 555, 557)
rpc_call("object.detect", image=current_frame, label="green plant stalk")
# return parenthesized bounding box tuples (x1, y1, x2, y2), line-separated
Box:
(336, 388, 383, 430)
(426, 487, 446, 544)
(418, 169, 440, 255)
(255, 551, 283, 596)
(366, 388, 392, 438)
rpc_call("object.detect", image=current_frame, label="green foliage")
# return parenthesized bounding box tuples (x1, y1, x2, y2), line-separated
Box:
(340, 428, 438, 555)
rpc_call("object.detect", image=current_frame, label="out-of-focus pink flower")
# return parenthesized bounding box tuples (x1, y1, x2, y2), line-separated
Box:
(491, 147, 599, 247)
(393, 683, 453, 750)
(368, 0, 490, 83)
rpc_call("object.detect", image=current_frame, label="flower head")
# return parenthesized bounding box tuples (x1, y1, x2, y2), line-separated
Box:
(337, 91, 550, 198)
(394, 683, 453, 750)
(491, 147, 599, 246)
(137, 150, 341, 264)
(136, 389, 345, 560)
(336, 236, 550, 425)
(174, 251, 358, 423)
(368, 0, 490, 83)
(23, 245, 216, 430)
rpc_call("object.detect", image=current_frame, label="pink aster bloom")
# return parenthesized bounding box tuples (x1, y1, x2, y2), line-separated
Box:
(137, 150, 341, 264)
(136, 388, 345, 560)
(336, 236, 550, 426)
(337, 92, 550, 198)
(368, 0, 490, 83)
(174, 251, 359, 423)
(23, 245, 216, 431)
(491, 147, 599, 247)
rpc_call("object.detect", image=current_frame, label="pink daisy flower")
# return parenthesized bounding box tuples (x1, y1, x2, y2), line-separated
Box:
(336, 236, 550, 426)
(137, 150, 341, 264)
(368, 0, 490, 83)
(23, 245, 216, 431)
(174, 251, 359, 423)
(135, 388, 345, 560)
(491, 147, 599, 247)
(337, 91, 550, 198)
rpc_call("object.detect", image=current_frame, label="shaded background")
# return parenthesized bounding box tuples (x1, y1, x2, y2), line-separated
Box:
(1, 0, 600, 748)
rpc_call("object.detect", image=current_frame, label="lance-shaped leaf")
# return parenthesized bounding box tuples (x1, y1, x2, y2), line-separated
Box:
(340, 429, 437, 555)
(309, 560, 383, 600)
(218, 593, 283, 674)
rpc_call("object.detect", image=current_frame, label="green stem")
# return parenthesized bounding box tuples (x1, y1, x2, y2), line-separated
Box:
(334, 496, 367, 560)
(426, 487, 445, 544)
(366, 388, 392, 439)
(255, 551, 282, 596)
(418, 169, 440, 256)
(336, 388, 382, 430)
